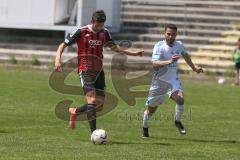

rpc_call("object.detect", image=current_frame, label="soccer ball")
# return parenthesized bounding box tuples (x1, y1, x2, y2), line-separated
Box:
(218, 78, 226, 84)
(91, 129, 108, 145)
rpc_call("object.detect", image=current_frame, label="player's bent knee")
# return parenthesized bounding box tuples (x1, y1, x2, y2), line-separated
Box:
(86, 91, 97, 104)
(146, 106, 158, 114)
(149, 108, 157, 114)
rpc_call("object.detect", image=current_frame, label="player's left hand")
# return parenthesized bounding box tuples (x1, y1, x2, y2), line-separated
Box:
(55, 60, 62, 72)
(194, 66, 203, 74)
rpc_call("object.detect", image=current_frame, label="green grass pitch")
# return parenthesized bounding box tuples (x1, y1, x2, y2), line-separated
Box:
(0, 68, 240, 160)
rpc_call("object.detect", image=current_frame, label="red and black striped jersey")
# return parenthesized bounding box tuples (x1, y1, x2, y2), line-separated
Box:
(64, 24, 115, 72)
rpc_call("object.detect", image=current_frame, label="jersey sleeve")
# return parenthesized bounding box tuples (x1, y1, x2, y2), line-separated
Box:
(64, 28, 81, 46)
(104, 29, 116, 48)
(179, 41, 188, 56)
(152, 43, 162, 61)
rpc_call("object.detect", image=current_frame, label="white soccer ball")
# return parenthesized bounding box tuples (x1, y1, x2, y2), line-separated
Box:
(218, 78, 226, 84)
(91, 129, 108, 145)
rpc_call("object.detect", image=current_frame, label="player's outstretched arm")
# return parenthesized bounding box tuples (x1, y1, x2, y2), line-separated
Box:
(153, 54, 180, 68)
(55, 42, 67, 72)
(183, 54, 203, 74)
(110, 44, 144, 56)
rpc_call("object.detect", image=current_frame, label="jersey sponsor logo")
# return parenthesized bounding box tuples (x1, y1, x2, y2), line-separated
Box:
(89, 40, 102, 48)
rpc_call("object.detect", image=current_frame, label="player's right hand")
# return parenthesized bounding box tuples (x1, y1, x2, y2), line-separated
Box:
(55, 60, 62, 72)
(194, 66, 203, 74)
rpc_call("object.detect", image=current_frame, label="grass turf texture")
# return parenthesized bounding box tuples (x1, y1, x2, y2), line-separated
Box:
(0, 68, 240, 160)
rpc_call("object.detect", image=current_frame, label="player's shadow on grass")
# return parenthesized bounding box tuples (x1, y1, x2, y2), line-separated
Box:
(160, 137, 237, 144)
(109, 141, 171, 146)
(0, 130, 8, 134)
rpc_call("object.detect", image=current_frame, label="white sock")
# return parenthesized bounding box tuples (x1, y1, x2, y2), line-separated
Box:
(143, 110, 152, 128)
(175, 104, 184, 122)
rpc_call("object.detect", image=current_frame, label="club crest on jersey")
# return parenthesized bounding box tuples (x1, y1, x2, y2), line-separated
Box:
(85, 34, 90, 37)
(175, 49, 180, 54)
(159, 50, 164, 55)
(89, 40, 102, 48)
(100, 33, 105, 37)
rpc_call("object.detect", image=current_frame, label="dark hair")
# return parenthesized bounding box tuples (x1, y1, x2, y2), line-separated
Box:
(165, 23, 177, 31)
(92, 10, 106, 23)
(238, 37, 240, 42)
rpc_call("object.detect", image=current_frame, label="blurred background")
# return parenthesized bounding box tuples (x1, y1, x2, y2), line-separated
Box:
(1, 1, 240, 159)
(0, 0, 240, 77)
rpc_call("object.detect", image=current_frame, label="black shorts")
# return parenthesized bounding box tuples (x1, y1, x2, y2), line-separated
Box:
(80, 70, 105, 96)
(235, 63, 240, 69)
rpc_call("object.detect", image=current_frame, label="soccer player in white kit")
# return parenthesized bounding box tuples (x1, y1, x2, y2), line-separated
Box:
(142, 24, 203, 137)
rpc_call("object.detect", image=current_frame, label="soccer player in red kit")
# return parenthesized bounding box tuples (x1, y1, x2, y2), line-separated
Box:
(55, 10, 143, 133)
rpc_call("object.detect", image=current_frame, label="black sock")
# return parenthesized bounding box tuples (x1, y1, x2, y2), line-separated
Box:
(87, 104, 96, 133)
(75, 104, 88, 114)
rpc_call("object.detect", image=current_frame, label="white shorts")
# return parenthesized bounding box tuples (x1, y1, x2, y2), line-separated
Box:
(145, 77, 182, 107)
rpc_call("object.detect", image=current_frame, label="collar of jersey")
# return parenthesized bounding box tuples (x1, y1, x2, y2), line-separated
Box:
(87, 24, 104, 33)
(164, 40, 175, 47)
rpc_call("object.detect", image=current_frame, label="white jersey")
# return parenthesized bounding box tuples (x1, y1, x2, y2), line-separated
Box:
(152, 40, 188, 81)
(145, 40, 188, 107)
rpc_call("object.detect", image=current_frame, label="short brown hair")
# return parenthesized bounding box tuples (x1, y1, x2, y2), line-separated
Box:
(165, 24, 177, 31)
(92, 10, 106, 23)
